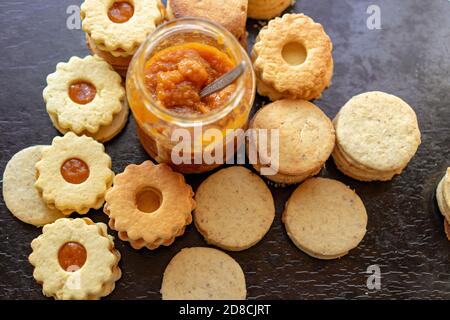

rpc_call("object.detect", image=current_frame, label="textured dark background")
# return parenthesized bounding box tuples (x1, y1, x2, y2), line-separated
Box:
(0, 0, 449, 300)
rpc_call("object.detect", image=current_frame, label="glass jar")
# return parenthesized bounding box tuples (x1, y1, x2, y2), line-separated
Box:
(126, 18, 255, 174)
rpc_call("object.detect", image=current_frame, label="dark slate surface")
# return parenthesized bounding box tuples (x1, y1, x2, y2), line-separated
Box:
(0, 0, 449, 300)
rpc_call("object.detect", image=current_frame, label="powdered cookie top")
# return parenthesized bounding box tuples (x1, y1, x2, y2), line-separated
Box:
(35, 133, 113, 215)
(194, 166, 275, 251)
(161, 247, 246, 300)
(283, 178, 367, 259)
(43, 55, 125, 135)
(29, 218, 121, 300)
(2, 146, 65, 226)
(81, 0, 164, 56)
(334, 92, 421, 172)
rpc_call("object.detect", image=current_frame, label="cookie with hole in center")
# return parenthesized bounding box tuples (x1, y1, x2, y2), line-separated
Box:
(161, 247, 246, 300)
(35, 132, 114, 215)
(29, 218, 121, 300)
(2, 146, 66, 226)
(283, 178, 368, 259)
(194, 166, 275, 251)
(252, 14, 333, 101)
(104, 161, 195, 250)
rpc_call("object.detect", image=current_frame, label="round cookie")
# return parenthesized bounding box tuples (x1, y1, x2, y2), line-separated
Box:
(194, 166, 275, 251)
(2, 146, 65, 226)
(445, 219, 450, 241)
(436, 169, 450, 222)
(248, 0, 293, 20)
(161, 247, 246, 300)
(249, 99, 335, 185)
(333, 91, 421, 181)
(283, 178, 368, 259)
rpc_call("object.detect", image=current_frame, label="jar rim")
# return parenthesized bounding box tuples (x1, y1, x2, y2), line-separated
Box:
(127, 17, 255, 127)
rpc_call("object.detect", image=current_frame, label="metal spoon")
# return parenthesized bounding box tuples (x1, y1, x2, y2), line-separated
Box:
(199, 61, 247, 98)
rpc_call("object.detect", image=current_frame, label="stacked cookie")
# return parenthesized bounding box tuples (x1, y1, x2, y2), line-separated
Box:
(43, 55, 129, 143)
(436, 168, 450, 240)
(332, 92, 421, 181)
(81, 0, 165, 76)
(252, 14, 334, 101)
(248, 0, 294, 20)
(249, 99, 335, 185)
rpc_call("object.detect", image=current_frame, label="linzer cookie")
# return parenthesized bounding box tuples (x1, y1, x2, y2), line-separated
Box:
(248, 0, 293, 20)
(43, 55, 128, 142)
(161, 247, 246, 300)
(104, 161, 195, 250)
(283, 178, 368, 259)
(436, 168, 450, 240)
(252, 14, 333, 101)
(194, 166, 275, 251)
(29, 218, 121, 300)
(35, 132, 114, 215)
(2, 146, 65, 226)
(249, 100, 335, 185)
(81, 0, 165, 76)
(332, 92, 421, 181)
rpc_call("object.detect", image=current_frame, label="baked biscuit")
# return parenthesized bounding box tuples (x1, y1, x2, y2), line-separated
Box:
(29, 218, 121, 300)
(2, 146, 65, 226)
(332, 92, 421, 181)
(194, 166, 275, 251)
(35, 132, 114, 215)
(104, 161, 195, 250)
(43, 55, 126, 140)
(248, 0, 293, 20)
(252, 14, 333, 101)
(436, 168, 450, 223)
(283, 178, 368, 259)
(166, 0, 248, 39)
(161, 247, 246, 300)
(249, 100, 335, 185)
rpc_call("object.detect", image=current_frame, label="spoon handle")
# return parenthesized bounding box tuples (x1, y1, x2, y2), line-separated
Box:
(200, 61, 247, 99)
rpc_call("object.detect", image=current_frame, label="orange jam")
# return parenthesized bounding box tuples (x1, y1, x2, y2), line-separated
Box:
(108, 1, 134, 24)
(69, 81, 96, 105)
(144, 43, 236, 115)
(58, 242, 87, 271)
(61, 158, 90, 184)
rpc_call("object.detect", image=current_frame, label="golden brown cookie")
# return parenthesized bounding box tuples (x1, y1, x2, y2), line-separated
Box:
(29, 218, 121, 300)
(252, 14, 333, 101)
(248, 100, 335, 185)
(2, 146, 66, 226)
(35, 132, 114, 215)
(194, 166, 275, 251)
(248, 0, 293, 20)
(283, 178, 368, 259)
(436, 168, 450, 222)
(445, 219, 450, 241)
(332, 92, 421, 181)
(104, 161, 195, 250)
(161, 247, 246, 300)
(166, 0, 248, 39)
(43, 55, 126, 139)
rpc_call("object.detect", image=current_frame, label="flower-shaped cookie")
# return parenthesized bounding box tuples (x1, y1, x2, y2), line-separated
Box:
(252, 14, 333, 101)
(35, 132, 114, 215)
(104, 161, 195, 250)
(81, 0, 165, 57)
(29, 218, 121, 300)
(43, 55, 125, 135)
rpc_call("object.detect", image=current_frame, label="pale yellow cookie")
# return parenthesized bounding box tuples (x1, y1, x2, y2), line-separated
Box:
(29, 218, 121, 300)
(445, 219, 450, 241)
(252, 14, 333, 101)
(436, 169, 450, 222)
(104, 161, 195, 250)
(2, 146, 65, 226)
(194, 166, 275, 251)
(161, 247, 246, 300)
(49, 98, 129, 143)
(43, 55, 125, 136)
(333, 92, 421, 181)
(248, 0, 293, 20)
(283, 178, 368, 259)
(248, 100, 335, 185)
(81, 0, 164, 57)
(35, 133, 114, 215)
(167, 0, 247, 39)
